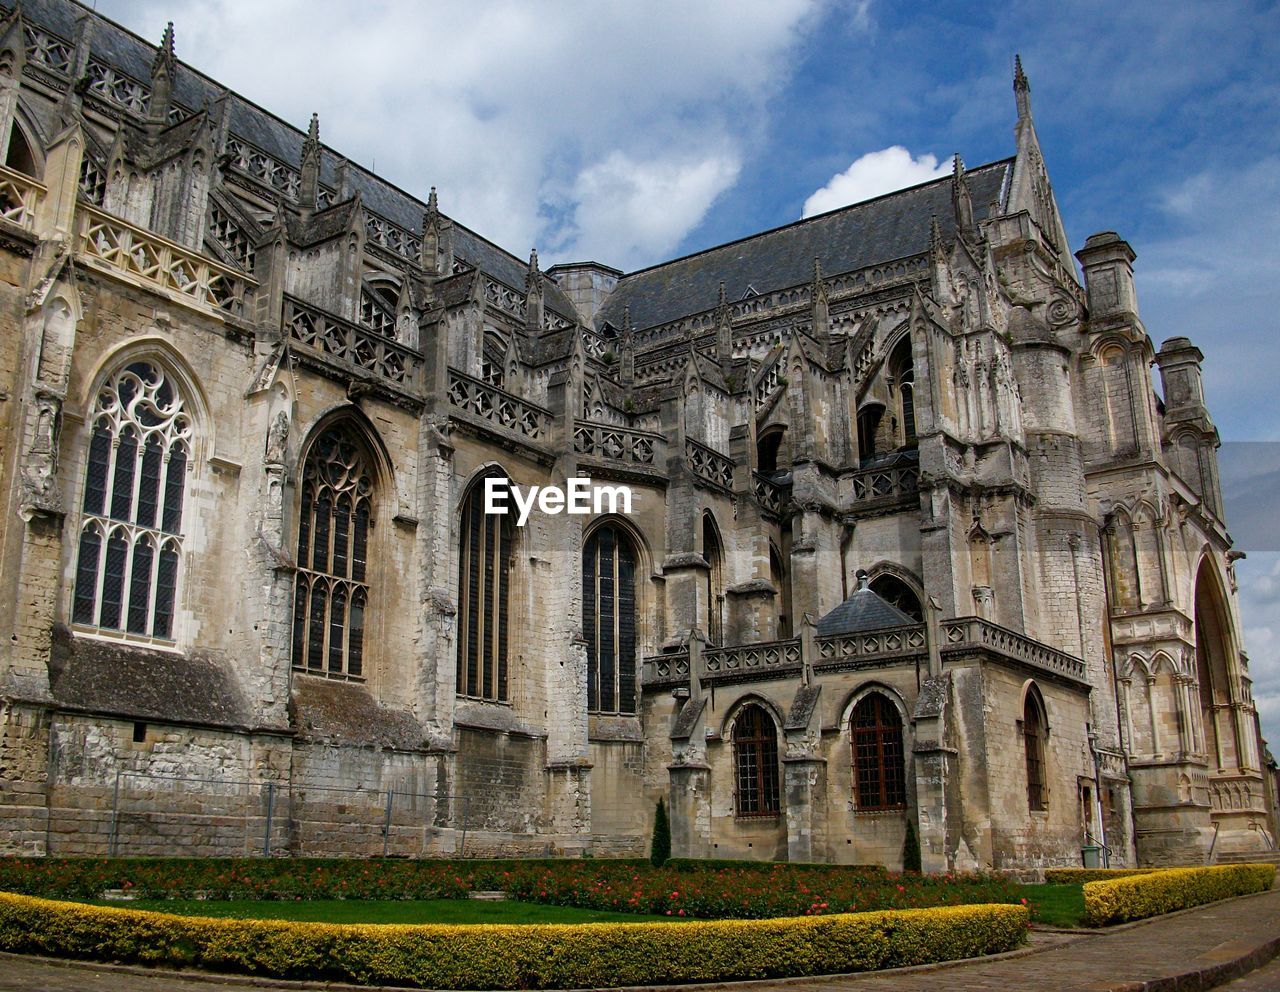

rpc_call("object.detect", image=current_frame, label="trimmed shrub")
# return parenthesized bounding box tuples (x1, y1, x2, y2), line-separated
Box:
(1044, 867, 1163, 885)
(903, 819, 922, 874)
(650, 798, 670, 868)
(1082, 863, 1276, 927)
(0, 892, 1028, 989)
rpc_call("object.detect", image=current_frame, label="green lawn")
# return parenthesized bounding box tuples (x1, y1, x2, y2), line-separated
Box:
(86, 897, 677, 925)
(1019, 883, 1086, 927)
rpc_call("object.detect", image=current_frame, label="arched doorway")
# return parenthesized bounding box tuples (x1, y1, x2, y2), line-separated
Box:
(1194, 558, 1239, 770)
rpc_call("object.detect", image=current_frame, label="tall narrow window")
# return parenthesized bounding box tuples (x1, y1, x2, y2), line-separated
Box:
(703, 513, 724, 646)
(457, 473, 514, 700)
(584, 524, 637, 714)
(1024, 689, 1048, 811)
(852, 692, 906, 810)
(292, 426, 374, 679)
(72, 361, 191, 641)
(734, 703, 781, 816)
(890, 338, 916, 448)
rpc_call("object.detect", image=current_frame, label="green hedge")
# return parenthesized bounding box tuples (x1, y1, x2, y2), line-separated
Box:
(1043, 867, 1164, 885)
(0, 892, 1027, 989)
(1082, 864, 1276, 927)
(666, 857, 886, 874)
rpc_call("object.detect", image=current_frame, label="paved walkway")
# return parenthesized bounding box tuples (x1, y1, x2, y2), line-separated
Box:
(0, 888, 1277, 991)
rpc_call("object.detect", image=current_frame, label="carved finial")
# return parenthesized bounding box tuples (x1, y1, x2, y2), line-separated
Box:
(299, 113, 321, 211)
(525, 248, 543, 329)
(951, 154, 974, 236)
(152, 21, 175, 77)
(856, 569, 870, 591)
(929, 214, 944, 253)
(305, 112, 320, 151)
(718, 280, 727, 309)
(952, 152, 965, 182)
(622, 304, 632, 336)
(1013, 54, 1031, 120)
(526, 248, 541, 291)
(426, 186, 438, 217)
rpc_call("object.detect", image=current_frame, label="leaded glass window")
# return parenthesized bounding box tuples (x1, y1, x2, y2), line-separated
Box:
(292, 427, 373, 679)
(734, 704, 781, 816)
(456, 473, 513, 700)
(1024, 690, 1047, 811)
(852, 693, 906, 811)
(72, 361, 190, 640)
(583, 524, 637, 714)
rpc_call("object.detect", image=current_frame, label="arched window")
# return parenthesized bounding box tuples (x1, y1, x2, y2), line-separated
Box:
(702, 513, 724, 646)
(72, 361, 191, 641)
(583, 523, 638, 714)
(457, 472, 514, 700)
(857, 405, 883, 465)
(756, 426, 785, 475)
(292, 426, 374, 679)
(852, 692, 906, 810)
(868, 573, 922, 622)
(889, 338, 916, 448)
(770, 542, 791, 639)
(1023, 688, 1048, 811)
(1194, 559, 1240, 767)
(4, 122, 37, 177)
(733, 703, 780, 816)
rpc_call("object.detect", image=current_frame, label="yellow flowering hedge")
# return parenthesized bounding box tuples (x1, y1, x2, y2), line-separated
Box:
(0, 892, 1027, 989)
(1043, 867, 1164, 885)
(1082, 863, 1276, 927)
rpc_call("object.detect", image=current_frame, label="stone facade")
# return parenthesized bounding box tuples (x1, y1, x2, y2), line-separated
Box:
(0, 2, 1271, 868)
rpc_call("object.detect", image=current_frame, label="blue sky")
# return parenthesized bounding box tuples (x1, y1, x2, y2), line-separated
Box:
(97, 0, 1280, 745)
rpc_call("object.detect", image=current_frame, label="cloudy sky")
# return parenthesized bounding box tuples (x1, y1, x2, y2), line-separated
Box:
(96, 0, 1280, 745)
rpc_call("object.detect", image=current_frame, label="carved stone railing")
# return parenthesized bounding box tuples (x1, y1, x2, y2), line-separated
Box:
(849, 457, 919, 510)
(940, 617, 1088, 683)
(364, 209, 421, 262)
(752, 472, 789, 517)
(642, 651, 690, 687)
(704, 640, 802, 683)
(84, 58, 148, 115)
(753, 354, 782, 409)
(686, 438, 734, 490)
(0, 165, 44, 230)
(224, 136, 331, 208)
(23, 25, 73, 76)
(448, 369, 551, 442)
(78, 206, 254, 319)
(284, 296, 423, 391)
(484, 277, 526, 319)
(814, 624, 927, 669)
(574, 421, 663, 467)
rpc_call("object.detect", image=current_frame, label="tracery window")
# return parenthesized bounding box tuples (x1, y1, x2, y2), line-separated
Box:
(852, 692, 906, 810)
(72, 361, 190, 641)
(703, 513, 724, 646)
(733, 703, 781, 816)
(457, 473, 514, 701)
(1024, 689, 1048, 811)
(890, 338, 916, 448)
(583, 524, 638, 714)
(291, 427, 373, 679)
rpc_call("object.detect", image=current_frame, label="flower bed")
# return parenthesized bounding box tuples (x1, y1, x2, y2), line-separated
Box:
(1082, 863, 1276, 926)
(0, 892, 1028, 989)
(0, 857, 1021, 919)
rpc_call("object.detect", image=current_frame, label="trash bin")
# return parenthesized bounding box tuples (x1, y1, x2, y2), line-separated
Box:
(1081, 845, 1102, 868)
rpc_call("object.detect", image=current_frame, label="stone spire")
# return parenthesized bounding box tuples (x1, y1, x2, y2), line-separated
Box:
(421, 186, 445, 275)
(1013, 54, 1031, 121)
(715, 280, 732, 366)
(951, 153, 974, 237)
(525, 248, 543, 330)
(810, 256, 830, 341)
(299, 112, 320, 212)
(620, 303, 634, 384)
(146, 22, 176, 123)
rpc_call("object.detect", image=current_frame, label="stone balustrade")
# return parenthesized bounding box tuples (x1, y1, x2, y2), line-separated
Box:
(940, 616, 1088, 682)
(703, 639, 802, 684)
(848, 457, 919, 511)
(574, 420, 663, 467)
(284, 296, 423, 391)
(752, 471, 789, 517)
(0, 165, 44, 231)
(686, 437, 734, 491)
(78, 206, 254, 319)
(448, 368, 551, 442)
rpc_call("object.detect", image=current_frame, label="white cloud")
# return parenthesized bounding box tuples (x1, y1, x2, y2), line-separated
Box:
(97, 0, 824, 270)
(801, 146, 950, 219)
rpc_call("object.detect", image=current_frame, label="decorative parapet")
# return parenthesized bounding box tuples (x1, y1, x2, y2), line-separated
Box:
(641, 651, 690, 688)
(704, 639, 802, 684)
(848, 457, 919, 512)
(224, 136, 333, 208)
(364, 209, 421, 262)
(814, 625, 927, 670)
(78, 206, 255, 319)
(284, 296, 423, 392)
(752, 471, 789, 517)
(448, 368, 551, 442)
(22, 24, 73, 76)
(0, 165, 44, 231)
(482, 276, 574, 332)
(940, 617, 1088, 683)
(686, 438, 734, 491)
(573, 420, 663, 467)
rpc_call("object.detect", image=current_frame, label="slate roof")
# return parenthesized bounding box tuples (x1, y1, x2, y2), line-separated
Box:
(10, 0, 578, 319)
(597, 159, 1012, 333)
(815, 574, 919, 637)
